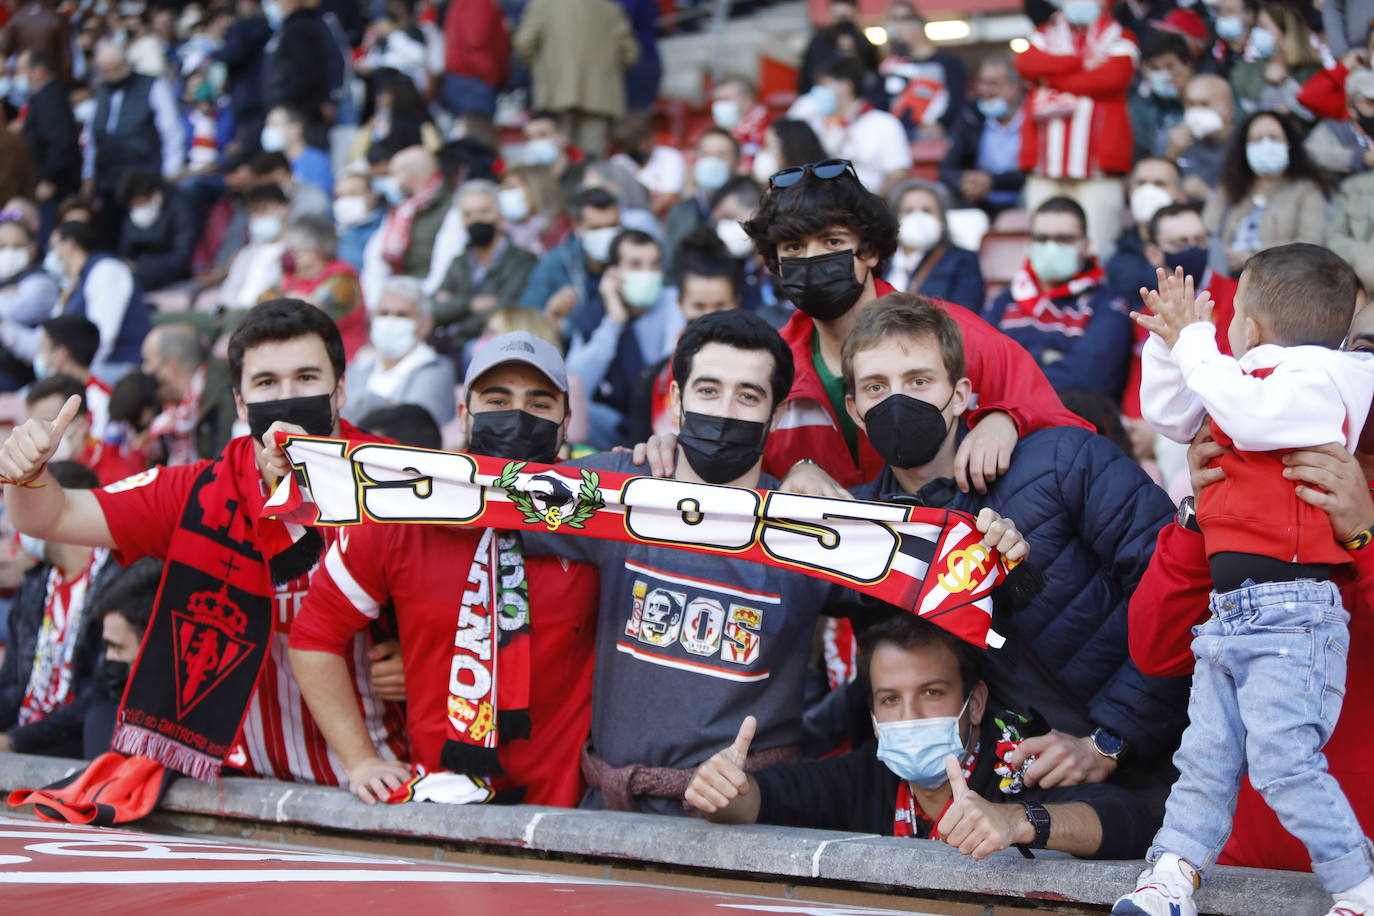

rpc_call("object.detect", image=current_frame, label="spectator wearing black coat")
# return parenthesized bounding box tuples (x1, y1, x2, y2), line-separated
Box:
(262, 0, 336, 125)
(116, 172, 200, 293)
(215, 0, 273, 146)
(15, 49, 79, 235)
(939, 55, 1026, 216)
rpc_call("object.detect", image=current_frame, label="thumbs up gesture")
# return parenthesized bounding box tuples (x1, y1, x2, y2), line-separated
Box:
(934, 754, 1035, 860)
(0, 394, 81, 486)
(685, 716, 758, 820)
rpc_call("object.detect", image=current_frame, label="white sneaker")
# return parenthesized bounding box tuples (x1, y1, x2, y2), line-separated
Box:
(1111, 856, 1200, 916)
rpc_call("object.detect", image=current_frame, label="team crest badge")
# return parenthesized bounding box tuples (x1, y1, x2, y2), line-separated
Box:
(496, 462, 604, 531)
(170, 585, 254, 718)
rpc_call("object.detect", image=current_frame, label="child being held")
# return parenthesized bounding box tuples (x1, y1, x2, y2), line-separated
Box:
(1114, 244, 1374, 916)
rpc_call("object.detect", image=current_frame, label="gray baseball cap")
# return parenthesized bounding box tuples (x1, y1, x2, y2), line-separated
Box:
(463, 331, 568, 392)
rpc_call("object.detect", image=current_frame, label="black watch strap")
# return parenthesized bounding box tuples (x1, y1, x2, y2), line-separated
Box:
(1023, 802, 1051, 849)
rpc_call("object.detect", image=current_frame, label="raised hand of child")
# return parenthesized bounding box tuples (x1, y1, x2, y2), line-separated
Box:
(1134, 266, 1213, 349)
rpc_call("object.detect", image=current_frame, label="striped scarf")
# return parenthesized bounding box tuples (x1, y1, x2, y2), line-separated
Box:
(1001, 258, 1106, 338)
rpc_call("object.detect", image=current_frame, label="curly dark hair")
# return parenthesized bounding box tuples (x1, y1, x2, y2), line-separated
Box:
(1220, 110, 1326, 204)
(741, 167, 899, 275)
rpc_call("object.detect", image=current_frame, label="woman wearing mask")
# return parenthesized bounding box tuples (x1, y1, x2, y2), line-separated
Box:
(348, 68, 443, 165)
(499, 164, 572, 256)
(0, 217, 59, 390)
(343, 274, 456, 427)
(1229, 3, 1325, 117)
(883, 180, 984, 311)
(263, 215, 369, 359)
(1203, 109, 1327, 275)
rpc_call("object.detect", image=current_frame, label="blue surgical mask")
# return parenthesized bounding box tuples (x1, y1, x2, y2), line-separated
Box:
(1249, 27, 1276, 59)
(580, 225, 621, 264)
(1030, 240, 1082, 284)
(694, 155, 731, 192)
(620, 269, 663, 309)
(1246, 137, 1289, 176)
(1215, 15, 1246, 41)
(1062, 0, 1101, 27)
(372, 175, 404, 206)
(1147, 69, 1178, 99)
(808, 84, 839, 117)
(711, 99, 741, 130)
(873, 695, 972, 788)
(977, 96, 1009, 120)
(524, 138, 560, 166)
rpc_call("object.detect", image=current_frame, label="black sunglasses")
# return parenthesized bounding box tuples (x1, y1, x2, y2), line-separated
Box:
(768, 158, 859, 189)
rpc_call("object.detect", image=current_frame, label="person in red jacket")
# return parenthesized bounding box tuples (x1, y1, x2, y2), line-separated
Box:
(728, 157, 1089, 498)
(1128, 303, 1374, 887)
(1017, 0, 1139, 258)
(440, 0, 509, 119)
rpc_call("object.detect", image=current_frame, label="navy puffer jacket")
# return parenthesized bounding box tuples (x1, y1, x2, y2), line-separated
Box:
(853, 426, 1189, 759)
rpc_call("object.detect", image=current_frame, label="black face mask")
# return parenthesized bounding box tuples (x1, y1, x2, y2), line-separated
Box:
(863, 392, 953, 469)
(246, 393, 335, 443)
(1164, 246, 1209, 282)
(467, 409, 562, 464)
(778, 249, 866, 321)
(467, 221, 497, 248)
(678, 410, 768, 484)
(101, 659, 131, 698)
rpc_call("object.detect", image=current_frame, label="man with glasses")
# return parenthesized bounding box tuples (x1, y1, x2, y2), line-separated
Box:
(984, 196, 1133, 401)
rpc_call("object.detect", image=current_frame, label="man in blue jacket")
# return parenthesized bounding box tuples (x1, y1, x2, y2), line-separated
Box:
(844, 292, 1186, 797)
(519, 187, 622, 345)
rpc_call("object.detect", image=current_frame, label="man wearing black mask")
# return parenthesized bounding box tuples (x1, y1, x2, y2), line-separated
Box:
(520, 309, 1024, 815)
(844, 293, 1186, 819)
(292, 330, 602, 808)
(0, 298, 408, 788)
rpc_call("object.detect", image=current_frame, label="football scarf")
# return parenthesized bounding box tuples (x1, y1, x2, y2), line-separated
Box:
(440, 527, 532, 777)
(112, 436, 301, 782)
(264, 434, 1019, 648)
(18, 555, 99, 726)
(1001, 259, 1108, 338)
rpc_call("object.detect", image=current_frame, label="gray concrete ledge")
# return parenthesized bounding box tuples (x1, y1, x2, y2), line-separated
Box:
(0, 752, 1326, 914)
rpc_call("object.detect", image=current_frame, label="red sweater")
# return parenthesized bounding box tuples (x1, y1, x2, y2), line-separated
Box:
(1130, 521, 1374, 871)
(1016, 13, 1138, 178)
(763, 279, 1092, 487)
(292, 523, 599, 807)
(443, 0, 510, 87)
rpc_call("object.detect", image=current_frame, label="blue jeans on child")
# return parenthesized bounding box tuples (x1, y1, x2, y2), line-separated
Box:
(1149, 578, 1373, 893)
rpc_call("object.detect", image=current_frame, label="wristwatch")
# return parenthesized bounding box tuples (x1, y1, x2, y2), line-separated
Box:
(1089, 727, 1128, 761)
(1022, 802, 1052, 849)
(1175, 495, 1201, 534)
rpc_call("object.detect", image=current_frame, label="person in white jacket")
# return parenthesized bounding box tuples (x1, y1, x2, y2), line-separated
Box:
(1116, 248, 1374, 916)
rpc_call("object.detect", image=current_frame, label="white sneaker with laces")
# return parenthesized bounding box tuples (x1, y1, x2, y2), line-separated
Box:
(1111, 855, 1200, 916)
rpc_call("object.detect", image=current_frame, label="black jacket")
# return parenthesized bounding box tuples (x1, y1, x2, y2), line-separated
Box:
(118, 184, 200, 292)
(939, 105, 1026, 213)
(755, 713, 1159, 858)
(0, 555, 121, 757)
(20, 79, 80, 197)
(262, 8, 337, 115)
(215, 14, 272, 122)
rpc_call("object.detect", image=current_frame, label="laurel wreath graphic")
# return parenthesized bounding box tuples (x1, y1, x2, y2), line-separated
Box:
(495, 461, 604, 531)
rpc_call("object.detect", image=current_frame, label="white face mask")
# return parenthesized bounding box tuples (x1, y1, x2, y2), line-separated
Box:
(498, 187, 530, 222)
(260, 123, 287, 152)
(370, 314, 418, 360)
(580, 225, 621, 264)
(333, 195, 370, 226)
(129, 196, 162, 229)
(751, 150, 779, 185)
(0, 245, 30, 277)
(1183, 106, 1225, 140)
(43, 249, 64, 281)
(716, 218, 753, 258)
(898, 210, 943, 252)
(249, 214, 283, 243)
(1129, 182, 1174, 226)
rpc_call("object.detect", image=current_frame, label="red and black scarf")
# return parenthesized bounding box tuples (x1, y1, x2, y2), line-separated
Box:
(112, 436, 316, 781)
(439, 527, 532, 778)
(1001, 259, 1106, 338)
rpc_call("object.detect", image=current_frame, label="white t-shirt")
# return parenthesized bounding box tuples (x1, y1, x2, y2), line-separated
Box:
(820, 108, 913, 191)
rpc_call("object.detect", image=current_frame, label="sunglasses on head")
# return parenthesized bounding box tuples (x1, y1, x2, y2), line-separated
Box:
(768, 158, 859, 189)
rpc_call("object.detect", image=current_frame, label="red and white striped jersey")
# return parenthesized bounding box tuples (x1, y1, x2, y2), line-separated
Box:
(92, 451, 408, 787)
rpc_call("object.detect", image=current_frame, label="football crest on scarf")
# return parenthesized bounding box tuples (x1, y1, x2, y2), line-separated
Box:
(171, 585, 254, 718)
(497, 461, 603, 531)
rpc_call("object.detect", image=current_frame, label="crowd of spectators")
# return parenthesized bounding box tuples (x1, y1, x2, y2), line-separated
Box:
(2, 0, 1374, 911)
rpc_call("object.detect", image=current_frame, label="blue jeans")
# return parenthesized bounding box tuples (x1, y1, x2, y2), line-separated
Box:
(440, 74, 497, 118)
(1150, 578, 1373, 893)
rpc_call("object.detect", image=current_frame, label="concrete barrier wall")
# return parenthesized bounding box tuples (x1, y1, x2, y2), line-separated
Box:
(0, 752, 1328, 915)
